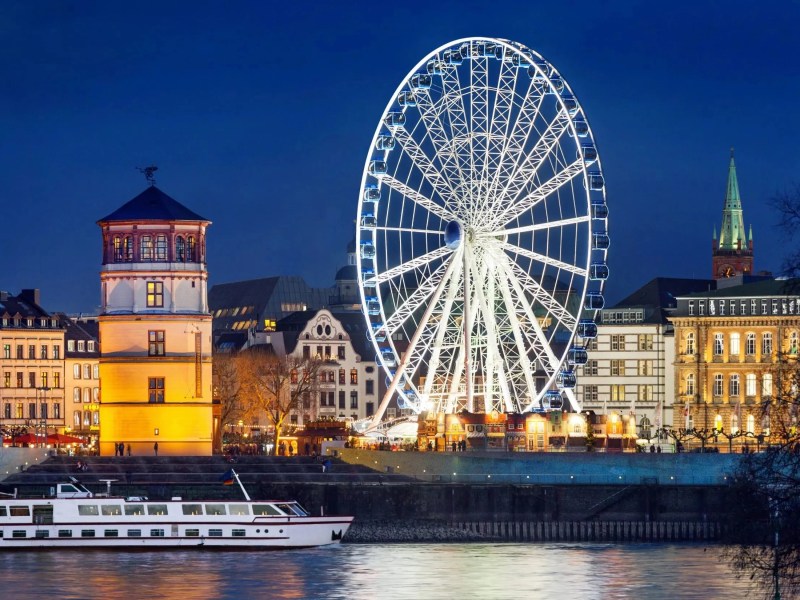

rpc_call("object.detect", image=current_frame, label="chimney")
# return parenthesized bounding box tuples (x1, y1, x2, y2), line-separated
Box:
(20, 288, 41, 306)
(0, 291, 8, 302)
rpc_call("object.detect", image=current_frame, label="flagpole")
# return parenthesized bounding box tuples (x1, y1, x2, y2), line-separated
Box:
(231, 469, 251, 501)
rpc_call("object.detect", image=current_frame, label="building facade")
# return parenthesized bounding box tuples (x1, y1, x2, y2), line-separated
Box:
(577, 278, 714, 436)
(62, 316, 100, 446)
(670, 279, 800, 447)
(97, 186, 214, 456)
(0, 289, 65, 442)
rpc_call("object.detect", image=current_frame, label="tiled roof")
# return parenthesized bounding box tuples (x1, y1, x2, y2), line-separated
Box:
(610, 278, 716, 324)
(98, 186, 208, 222)
(680, 278, 800, 299)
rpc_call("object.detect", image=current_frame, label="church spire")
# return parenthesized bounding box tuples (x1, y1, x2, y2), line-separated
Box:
(718, 147, 746, 251)
(712, 148, 753, 278)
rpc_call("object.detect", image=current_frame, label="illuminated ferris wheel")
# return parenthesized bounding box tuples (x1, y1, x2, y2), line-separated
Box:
(355, 38, 608, 426)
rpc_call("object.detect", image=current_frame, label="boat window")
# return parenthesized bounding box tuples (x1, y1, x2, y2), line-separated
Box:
(101, 505, 122, 516)
(150, 529, 165, 537)
(35, 530, 49, 539)
(182, 504, 203, 516)
(208, 529, 223, 537)
(229, 504, 250, 516)
(127, 529, 142, 537)
(10, 506, 30, 517)
(12, 530, 26, 538)
(0, 507, 6, 516)
(147, 505, 168, 516)
(124, 505, 145, 516)
(232, 529, 246, 537)
(61, 484, 81, 493)
(78, 505, 99, 516)
(81, 530, 95, 537)
(253, 504, 283, 516)
(186, 529, 200, 537)
(205, 504, 226, 516)
(276, 503, 306, 516)
(58, 530, 72, 538)
(286, 503, 309, 516)
(104, 530, 119, 537)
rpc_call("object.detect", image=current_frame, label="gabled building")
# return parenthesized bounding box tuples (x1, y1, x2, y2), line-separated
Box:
(0, 289, 65, 440)
(97, 185, 214, 456)
(60, 315, 100, 445)
(577, 278, 714, 436)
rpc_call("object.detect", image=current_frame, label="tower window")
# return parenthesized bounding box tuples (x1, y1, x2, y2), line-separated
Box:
(155, 235, 168, 261)
(176, 236, 185, 262)
(146, 282, 164, 308)
(140, 236, 153, 261)
(148, 378, 165, 403)
(148, 331, 165, 356)
(186, 236, 196, 261)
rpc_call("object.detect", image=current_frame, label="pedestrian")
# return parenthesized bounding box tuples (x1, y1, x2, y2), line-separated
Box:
(650, 444, 655, 453)
(656, 445, 662, 453)
(305, 442, 310, 456)
(452, 441, 457, 452)
(127, 444, 132, 456)
(119, 442, 125, 457)
(153, 441, 159, 456)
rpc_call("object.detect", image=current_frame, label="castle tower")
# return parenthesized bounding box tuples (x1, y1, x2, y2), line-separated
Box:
(97, 185, 213, 456)
(712, 148, 753, 278)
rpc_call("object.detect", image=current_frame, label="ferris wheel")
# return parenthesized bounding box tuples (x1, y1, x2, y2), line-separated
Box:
(356, 38, 608, 426)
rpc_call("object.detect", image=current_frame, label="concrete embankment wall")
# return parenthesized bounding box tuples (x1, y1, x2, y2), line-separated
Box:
(0, 448, 51, 481)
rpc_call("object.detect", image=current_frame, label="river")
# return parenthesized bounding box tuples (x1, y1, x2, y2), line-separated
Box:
(0, 543, 756, 599)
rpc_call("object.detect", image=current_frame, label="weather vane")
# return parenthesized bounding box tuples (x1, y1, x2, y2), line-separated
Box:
(136, 165, 158, 186)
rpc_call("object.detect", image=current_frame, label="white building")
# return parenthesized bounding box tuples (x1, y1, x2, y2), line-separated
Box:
(577, 278, 714, 437)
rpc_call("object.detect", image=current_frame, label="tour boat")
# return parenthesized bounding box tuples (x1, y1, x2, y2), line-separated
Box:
(0, 470, 352, 549)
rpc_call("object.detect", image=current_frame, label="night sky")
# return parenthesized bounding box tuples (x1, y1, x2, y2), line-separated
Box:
(2, 1, 799, 314)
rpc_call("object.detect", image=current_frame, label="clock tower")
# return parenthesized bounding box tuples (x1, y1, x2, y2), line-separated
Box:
(712, 149, 753, 279)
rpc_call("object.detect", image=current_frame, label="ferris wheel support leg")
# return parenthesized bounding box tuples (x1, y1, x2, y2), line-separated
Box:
(463, 243, 473, 412)
(367, 251, 461, 432)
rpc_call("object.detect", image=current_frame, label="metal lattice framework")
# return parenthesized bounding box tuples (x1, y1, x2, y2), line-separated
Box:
(356, 38, 608, 428)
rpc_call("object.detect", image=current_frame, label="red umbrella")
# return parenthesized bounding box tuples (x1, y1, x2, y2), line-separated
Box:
(5, 432, 44, 445)
(47, 433, 84, 444)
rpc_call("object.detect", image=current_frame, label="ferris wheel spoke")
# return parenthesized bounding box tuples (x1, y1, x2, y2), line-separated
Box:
(391, 126, 458, 204)
(499, 240, 587, 276)
(505, 258, 577, 331)
(492, 110, 572, 220)
(415, 89, 462, 191)
(470, 53, 490, 206)
(439, 66, 471, 204)
(494, 215, 589, 237)
(486, 75, 546, 210)
(370, 250, 462, 428)
(374, 226, 443, 236)
(373, 246, 452, 285)
(380, 253, 456, 338)
(380, 174, 455, 223)
(499, 158, 585, 226)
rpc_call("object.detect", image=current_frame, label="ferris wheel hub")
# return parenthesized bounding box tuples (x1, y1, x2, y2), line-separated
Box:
(444, 220, 463, 250)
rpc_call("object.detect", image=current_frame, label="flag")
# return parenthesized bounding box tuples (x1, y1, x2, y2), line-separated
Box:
(220, 469, 235, 486)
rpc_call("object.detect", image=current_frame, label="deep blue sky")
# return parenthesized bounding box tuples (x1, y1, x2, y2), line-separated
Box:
(2, 1, 799, 314)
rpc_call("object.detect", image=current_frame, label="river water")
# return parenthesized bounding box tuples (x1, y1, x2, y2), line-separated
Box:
(0, 543, 756, 599)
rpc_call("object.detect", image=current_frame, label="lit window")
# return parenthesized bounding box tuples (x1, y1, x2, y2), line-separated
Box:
(140, 236, 153, 261)
(146, 282, 164, 308)
(155, 235, 167, 261)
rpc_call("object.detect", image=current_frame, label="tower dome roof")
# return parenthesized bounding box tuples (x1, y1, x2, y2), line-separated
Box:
(98, 186, 209, 223)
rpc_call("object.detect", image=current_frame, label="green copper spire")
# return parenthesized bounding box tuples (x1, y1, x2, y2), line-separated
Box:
(718, 148, 746, 250)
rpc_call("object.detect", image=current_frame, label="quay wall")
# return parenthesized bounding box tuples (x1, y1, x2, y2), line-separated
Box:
(0, 448, 51, 481)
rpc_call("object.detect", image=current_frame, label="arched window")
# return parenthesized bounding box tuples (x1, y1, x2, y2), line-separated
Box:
(686, 332, 695, 355)
(685, 373, 695, 396)
(762, 332, 773, 356)
(186, 236, 196, 261)
(762, 412, 771, 436)
(731, 413, 740, 434)
(176, 236, 185, 262)
(714, 333, 724, 355)
(730, 333, 740, 356)
(745, 373, 757, 397)
(729, 374, 740, 397)
(713, 374, 724, 397)
(745, 333, 756, 356)
(746, 414, 755, 434)
(714, 414, 723, 431)
(791, 331, 799, 355)
(73, 410, 81, 427)
(140, 235, 153, 261)
(113, 236, 123, 261)
(762, 374, 773, 398)
(155, 235, 168, 261)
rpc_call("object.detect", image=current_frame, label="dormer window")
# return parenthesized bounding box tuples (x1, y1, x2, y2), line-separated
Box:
(87, 341, 95, 352)
(77, 340, 85, 352)
(67, 340, 75, 352)
(40, 318, 47, 327)
(27, 318, 33, 327)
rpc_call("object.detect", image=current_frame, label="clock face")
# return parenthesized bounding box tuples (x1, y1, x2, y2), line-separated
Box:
(720, 265, 735, 278)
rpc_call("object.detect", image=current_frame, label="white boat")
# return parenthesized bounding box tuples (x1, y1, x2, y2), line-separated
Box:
(0, 470, 353, 549)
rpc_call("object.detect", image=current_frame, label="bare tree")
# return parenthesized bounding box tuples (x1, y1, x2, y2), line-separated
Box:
(236, 348, 321, 456)
(771, 183, 800, 280)
(212, 351, 244, 452)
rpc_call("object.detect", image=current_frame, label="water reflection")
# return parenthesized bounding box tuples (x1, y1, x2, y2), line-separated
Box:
(0, 544, 754, 599)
